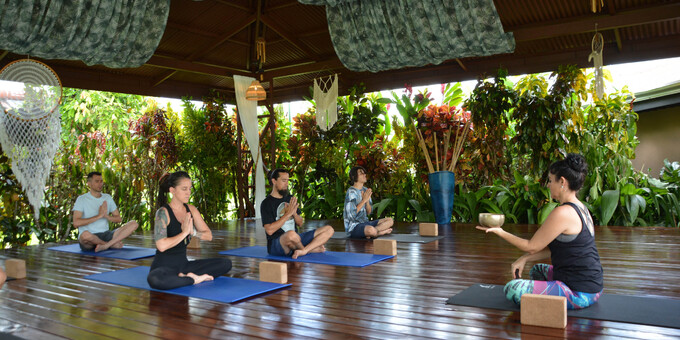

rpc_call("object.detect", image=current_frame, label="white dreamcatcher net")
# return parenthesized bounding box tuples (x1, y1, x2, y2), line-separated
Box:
(314, 74, 338, 131)
(0, 59, 62, 220)
(588, 31, 605, 99)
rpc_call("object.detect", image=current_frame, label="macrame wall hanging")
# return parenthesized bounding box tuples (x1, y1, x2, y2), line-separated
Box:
(0, 59, 62, 219)
(588, 26, 605, 99)
(313, 74, 338, 131)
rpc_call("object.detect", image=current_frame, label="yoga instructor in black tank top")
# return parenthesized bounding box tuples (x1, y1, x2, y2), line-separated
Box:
(147, 171, 231, 290)
(477, 154, 604, 309)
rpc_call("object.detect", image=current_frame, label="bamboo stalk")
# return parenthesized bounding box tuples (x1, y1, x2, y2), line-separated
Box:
(443, 127, 451, 171)
(451, 122, 466, 171)
(449, 123, 462, 172)
(414, 127, 435, 173)
(450, 119, 472, 172)
(434, 131, 439, 172)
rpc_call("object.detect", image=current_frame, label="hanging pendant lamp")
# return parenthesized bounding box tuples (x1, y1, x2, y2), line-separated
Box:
(245, 79, 266, 101)
(246, 37, 267, 101)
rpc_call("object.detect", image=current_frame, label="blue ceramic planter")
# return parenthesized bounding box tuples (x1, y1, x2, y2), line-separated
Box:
(428, 171, 455, 225)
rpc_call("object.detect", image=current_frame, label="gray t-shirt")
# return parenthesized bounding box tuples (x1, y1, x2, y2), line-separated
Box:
(73, 192, 117, 239)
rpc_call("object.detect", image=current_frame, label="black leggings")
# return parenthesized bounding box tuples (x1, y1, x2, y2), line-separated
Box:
(147, 258, 232, 290)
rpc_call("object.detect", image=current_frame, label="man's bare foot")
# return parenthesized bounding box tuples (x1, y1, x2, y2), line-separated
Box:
(309, 245, 326, 253)
(111, 242, 123, 249)
(292, 249, 308, 259)
(378, 228, 393, 236)
(94, 244, 110, 252)
(185, 272, 214, 284)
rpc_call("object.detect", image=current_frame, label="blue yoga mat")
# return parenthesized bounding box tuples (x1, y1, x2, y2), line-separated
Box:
(48, 243, 156, 260)
(219, 246, 393, 267)
(84, 266, 291, 303)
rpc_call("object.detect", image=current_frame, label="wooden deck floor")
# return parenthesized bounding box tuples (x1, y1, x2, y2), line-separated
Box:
(1, 220, 679, 339)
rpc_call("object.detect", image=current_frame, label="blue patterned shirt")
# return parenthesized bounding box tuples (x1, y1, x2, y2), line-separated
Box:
(343, 186, 371, 232)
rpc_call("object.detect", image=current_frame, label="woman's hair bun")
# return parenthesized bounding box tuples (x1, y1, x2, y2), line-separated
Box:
(566, 153, 587, 173)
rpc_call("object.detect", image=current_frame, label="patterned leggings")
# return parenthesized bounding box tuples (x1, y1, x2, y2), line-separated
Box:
(504, 264, 602, 310)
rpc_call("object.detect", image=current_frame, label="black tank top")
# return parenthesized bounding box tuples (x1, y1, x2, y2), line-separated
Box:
(548, 202, 604, 293)
(150, 203, 192, 270)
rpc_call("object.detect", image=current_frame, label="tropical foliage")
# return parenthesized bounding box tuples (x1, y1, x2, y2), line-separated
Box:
(1, 65, 678, 248)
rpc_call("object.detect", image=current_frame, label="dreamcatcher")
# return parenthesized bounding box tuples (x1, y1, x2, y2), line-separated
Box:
(314, 74, 338, 131)
(588, 27, 605, 99)
(0, 59, 62, 219)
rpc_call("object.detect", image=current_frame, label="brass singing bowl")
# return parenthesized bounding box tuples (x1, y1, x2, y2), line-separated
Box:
(479, 213, 505, 228)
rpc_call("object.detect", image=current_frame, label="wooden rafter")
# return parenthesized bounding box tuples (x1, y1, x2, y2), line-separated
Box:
(265, 58, 345, 79)
(260, 14, 319, 60)
(147, 55, 250, 77)
(186, 13, 257, 61)
(511, 2, 680, 42)
(153, 13, 257, 87)
(215, 0, 250, 12)
(605, 0, 623, 52)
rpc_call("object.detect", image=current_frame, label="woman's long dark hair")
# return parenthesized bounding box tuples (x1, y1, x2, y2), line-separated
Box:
(158, 171, 191, 208)
(549, 153, 588, 191)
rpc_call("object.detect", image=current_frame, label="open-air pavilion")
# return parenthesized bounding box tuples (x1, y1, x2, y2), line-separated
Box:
(1, 0, 680, 339)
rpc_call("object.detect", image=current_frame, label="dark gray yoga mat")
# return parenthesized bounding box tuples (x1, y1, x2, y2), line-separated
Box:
(331, 231, 444, 243)
(446, 284, 680, 329)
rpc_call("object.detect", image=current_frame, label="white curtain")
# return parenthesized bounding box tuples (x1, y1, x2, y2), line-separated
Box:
(234, 75, 266, 219)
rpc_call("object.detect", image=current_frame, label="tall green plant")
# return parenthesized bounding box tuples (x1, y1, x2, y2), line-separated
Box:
(178, 93, 238, 221)
(465, 68, 517, 188)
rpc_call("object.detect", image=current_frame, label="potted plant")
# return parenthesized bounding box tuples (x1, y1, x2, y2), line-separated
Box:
(392, 84, 472, 225)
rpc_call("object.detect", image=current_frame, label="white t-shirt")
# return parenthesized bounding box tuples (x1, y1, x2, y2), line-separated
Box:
(73, 192, 117, 239)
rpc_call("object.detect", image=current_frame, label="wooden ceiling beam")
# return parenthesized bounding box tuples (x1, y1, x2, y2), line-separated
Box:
(153, 71, 177, 87)
(153, 13, 256, 87)
(614, 29, 623, 52)
(605, 0, 623, 52)
(355, 36, 680, 95)
(265, 58, 345, 79)
(215, 0, 250, 12)
(605, 0, 617, 15)
(165, 21, 221, 39)
(267, 2, 299, 12)
(260, 14, 319, 60)
(146, 55, 251, 77)
(511, 2, 680, 42)
(186, 13, 257, 61)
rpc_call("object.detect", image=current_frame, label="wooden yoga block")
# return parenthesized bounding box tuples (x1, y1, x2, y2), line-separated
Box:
(520, 294, 567, 329)
(419, 222, 438, 236)
(5, 259, 26, 279)
(260, 261, 287, 284)
(187, 236, 200, 249)
(374, 239, 397, 256)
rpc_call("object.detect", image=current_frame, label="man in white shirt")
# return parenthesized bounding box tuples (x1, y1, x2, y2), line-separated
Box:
(73, 172, 138, 252)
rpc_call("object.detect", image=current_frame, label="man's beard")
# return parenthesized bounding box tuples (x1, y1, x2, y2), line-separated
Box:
(278, 189, 289, 197)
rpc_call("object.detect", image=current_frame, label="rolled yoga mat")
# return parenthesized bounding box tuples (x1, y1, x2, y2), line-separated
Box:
(446, 283, 680, 329)
(219, 246, 393, 267)
(48, 243, 156, 260)
(331, 231, 444, 243)
(85, 266, 291, 303)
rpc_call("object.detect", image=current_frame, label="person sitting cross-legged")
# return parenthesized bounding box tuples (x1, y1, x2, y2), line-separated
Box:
(477, 153, 604, 310)
(343, 166, 393, 239)
(147, 171, 231, 290)
(261, 168, 334, 259)
(73, 171, 138, 252)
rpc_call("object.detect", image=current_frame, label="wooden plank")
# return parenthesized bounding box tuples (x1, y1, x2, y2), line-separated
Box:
(0, 221, 679, 339)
